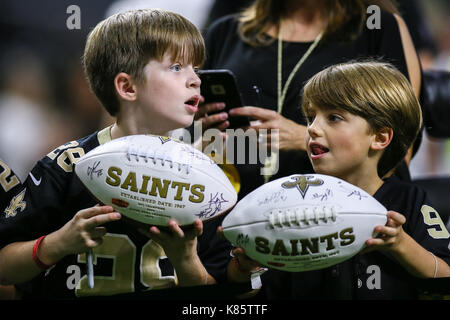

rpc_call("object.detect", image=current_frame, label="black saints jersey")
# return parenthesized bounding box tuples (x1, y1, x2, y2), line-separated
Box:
(0, 127, 232, 299)
(0, 159, 22, 213)
(256, 176, 450, 300)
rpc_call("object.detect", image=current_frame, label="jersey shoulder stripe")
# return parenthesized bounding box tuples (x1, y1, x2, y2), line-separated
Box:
(0, 159, 22, 213)
(40, 127, 112, 173)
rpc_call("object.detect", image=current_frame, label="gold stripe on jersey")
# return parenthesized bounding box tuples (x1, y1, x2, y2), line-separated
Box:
(97, 125, 114, 145)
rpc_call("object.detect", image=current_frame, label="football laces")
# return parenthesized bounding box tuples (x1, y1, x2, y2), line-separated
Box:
(268, 206, 337, 228)
(126, 145, 191, 174)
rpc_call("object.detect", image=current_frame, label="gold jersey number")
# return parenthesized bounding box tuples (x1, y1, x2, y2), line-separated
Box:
(47, 141, 85, 172)
(0, 159, 20, 192)
(421, 205, 450, 239)
(75, 234, 177, 297)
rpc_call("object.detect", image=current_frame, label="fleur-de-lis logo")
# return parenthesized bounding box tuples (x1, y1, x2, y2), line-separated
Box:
(4, 188, 26, 218)
(159, 136, 172, 144)
(281, 175, 323, 199)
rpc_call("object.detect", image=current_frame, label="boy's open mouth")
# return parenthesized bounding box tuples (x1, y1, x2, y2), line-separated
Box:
(309, 142, 329, 156)
(184, 95, 200, 113)
(185, 99, 196, 106)
(185, 95, 199, 107)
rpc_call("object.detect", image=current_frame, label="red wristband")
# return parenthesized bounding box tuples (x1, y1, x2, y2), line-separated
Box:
(32, 236, 53, 270)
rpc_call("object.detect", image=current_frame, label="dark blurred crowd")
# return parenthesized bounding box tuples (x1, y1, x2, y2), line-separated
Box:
(0, 0, 449, 181)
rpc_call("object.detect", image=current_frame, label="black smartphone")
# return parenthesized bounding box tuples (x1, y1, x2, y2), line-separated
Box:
(198, 69, 250, 129)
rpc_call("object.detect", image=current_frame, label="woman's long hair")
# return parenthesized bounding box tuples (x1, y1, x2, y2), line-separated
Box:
(238, 0, 399, 46)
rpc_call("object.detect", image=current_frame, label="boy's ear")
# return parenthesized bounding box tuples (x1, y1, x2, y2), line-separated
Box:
(114, 72, 137, 101)
(371, 127, 393, 151)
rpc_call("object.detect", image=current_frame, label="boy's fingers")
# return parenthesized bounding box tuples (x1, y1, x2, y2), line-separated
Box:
(148, 225, 161, 237)
(376, 225, 398, 237)
(387, 210, 406, 225)
(84, 211, 121, 229)
(365, 238, 385, 246)
(233, 248, 262, 269)
(185, 219, 203, 238)
(86, 237, 104, 248)
(90, 226, 107, 238)
(232, 247, 245, 256)
(77, 205, 114, 219)
(168, 220, 185, 238)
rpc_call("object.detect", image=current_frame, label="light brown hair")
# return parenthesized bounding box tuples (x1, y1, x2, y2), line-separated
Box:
(83, 9, 205, 115)
(301, 61, 422, 177)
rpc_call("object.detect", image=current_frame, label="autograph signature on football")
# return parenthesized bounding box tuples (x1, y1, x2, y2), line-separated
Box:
(197, 192, 229, 219)
(87, 161, 103, 180)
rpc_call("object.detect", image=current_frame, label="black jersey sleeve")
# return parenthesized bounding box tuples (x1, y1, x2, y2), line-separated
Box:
(405, 191, 450, 265)
(0, 140, 89, 249)
(0, 159, 22, 213)
(375, 177, 450, 264)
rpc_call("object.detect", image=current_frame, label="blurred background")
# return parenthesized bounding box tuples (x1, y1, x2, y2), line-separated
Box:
(0, 0, 448, 182)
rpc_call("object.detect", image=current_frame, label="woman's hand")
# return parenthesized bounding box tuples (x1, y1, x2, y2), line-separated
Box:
(195, 98, 230, 132)
(194, 98, 230, 152)
(229, 106, 307, 151)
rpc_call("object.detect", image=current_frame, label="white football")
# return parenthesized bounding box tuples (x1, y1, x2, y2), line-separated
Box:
(222, 174, 387, 272)
(75, 134, 237, 226)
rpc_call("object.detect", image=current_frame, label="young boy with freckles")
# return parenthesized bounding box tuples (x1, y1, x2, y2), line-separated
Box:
(254, 61, 450, 300)
(0, 9, 249, 299)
